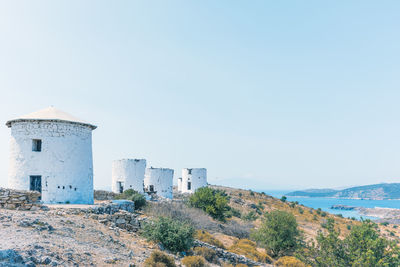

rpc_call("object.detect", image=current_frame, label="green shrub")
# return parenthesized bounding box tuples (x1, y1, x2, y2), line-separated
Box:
(251, 210, 302, 258)
(300, 220, 400, 266)
(144, 250, 176, 267)
(321, 218, 335, 229)
(242, 211, 258, 221)
(189, 187, 231, 221)
(289, 202, 296, 208)
(142, 216, 195, 253)
(380, 221, 389, 226)
(193, 247, 218, 263)
(227, 207, 241, 218)
(115, 189, 146, 210)
(298, 208, 304, 214)
(181, 256, 206, 267)
(195, 230, 225, 249)
(280, 196, 287, 202)
(347, 224, 351, 230)
(393, 225, 398, 229)
(321, 212, 327, 217)
(250, 191, 255, 196)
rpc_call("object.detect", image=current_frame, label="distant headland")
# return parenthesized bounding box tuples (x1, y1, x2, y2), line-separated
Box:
(287, 183, 400, 200)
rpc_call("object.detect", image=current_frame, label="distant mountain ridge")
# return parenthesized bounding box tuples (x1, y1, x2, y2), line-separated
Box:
(287, 183, 400, 200)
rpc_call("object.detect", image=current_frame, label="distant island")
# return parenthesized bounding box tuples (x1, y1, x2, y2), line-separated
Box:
(287, 183, 400, 200)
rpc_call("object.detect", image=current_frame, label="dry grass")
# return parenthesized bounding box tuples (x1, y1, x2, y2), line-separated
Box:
(181, 255, 206, 267)
(275, 256, 307, 267)
(195, 230, 226, 249)
(228, 239, 273, 264)
(143, 250, 176, 267)
(193, 247, 219, 264)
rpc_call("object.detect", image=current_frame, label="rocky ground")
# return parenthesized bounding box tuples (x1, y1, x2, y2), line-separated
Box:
(0, 207, 156, 266)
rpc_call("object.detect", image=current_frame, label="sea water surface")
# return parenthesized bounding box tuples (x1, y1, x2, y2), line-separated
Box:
(259, 190, 400, 220)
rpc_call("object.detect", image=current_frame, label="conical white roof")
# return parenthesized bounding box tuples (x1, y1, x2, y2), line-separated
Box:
(6, 107, 97, 129)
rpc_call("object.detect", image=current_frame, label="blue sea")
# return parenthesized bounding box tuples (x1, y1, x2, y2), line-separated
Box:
(259, 190, 400, 220)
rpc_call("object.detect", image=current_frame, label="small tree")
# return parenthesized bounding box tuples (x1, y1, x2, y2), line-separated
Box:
(189, 187, 231, 221)
(142, 216, 195, 253)
(251, 210, 301, 258)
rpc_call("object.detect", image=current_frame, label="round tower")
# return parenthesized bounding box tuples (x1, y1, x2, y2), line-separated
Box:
(181, 168, 207, 193)
(112, 159, 146, 194)
(144, 167, 174, 199)
(6, 107, 96, 204)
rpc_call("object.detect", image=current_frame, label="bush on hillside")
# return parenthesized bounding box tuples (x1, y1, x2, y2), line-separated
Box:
(115, 189, 146, 210)
(145, 202, 252, 239)
(251, 210, 302, 258)
(242, 211, 258, 221)
(189, 187, 231, 221)
(228, 239, 273, 263)
(193, 247, 218, 263)
(144, 250, 176, 267)
(195, 230, 225, 249)
(142, 216, 195, 253)
(181, 256, 206, 267)
(275, 256, 306, 267)
(299, 220, 400, 266)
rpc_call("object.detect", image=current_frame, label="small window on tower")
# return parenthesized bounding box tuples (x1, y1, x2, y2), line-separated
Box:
(32, 139, 42, 152)
(188, 182, 191, 190)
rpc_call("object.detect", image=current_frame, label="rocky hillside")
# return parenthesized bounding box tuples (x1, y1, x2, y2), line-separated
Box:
(287, 183, 400, 200)
(2, 186, 400, 266)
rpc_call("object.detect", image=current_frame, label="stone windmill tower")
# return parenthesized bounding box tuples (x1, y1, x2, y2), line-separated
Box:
(6, 107, 97, 204)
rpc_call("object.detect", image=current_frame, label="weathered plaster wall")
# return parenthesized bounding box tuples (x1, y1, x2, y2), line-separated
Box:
(177, 177, 182, 192)
(181, 168, 207, 193)
(144, 167, 174, 199)
(8, 121, 94, 204)
(111, 159, 146, 193)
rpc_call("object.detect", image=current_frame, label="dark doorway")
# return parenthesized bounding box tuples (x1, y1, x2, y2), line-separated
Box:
(187, 182, 191, 190)
(149, 185, 154, 192)
(117, 182, 124, 193)
(30, 175, 42, 200)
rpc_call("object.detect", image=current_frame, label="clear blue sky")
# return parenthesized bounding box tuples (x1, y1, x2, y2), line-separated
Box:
(0, 1, 399, 190)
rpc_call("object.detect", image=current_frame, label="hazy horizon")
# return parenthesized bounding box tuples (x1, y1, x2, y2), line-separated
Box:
(1, 1, 400, 190)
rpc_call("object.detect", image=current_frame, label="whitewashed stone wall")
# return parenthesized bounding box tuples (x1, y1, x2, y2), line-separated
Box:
(181, 168, 207, 193)
(144, 167, 174, 199)
(8, 121, 94, 204)
(111, 159, 146, 194)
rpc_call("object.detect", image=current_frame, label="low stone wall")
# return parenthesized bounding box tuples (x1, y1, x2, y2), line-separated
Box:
(94, 190, 118, 200)
(193, 240, 272, 267)
(0, 188, 41, 210)
(49, 200, 141, 232)
(96, 210, 141, 232)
